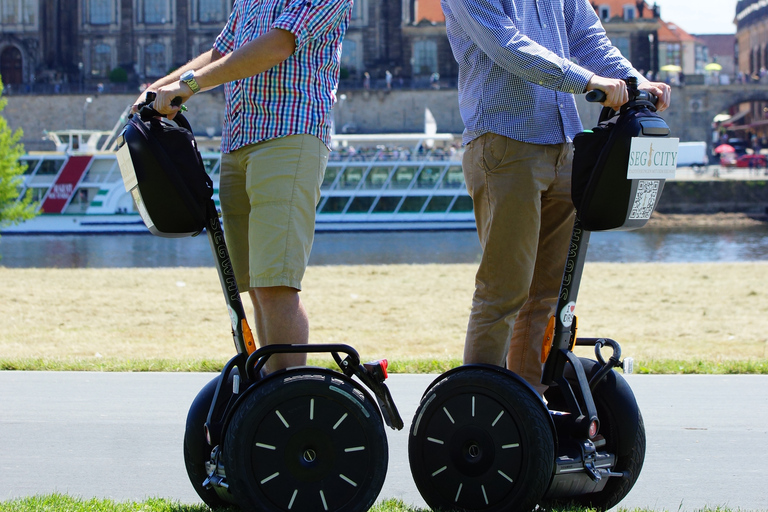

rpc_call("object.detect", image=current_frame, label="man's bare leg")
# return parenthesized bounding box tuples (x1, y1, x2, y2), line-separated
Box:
(248, 286, 308, 373)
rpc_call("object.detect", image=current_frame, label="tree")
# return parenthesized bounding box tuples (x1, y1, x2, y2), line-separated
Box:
(0, 75, 37, 233)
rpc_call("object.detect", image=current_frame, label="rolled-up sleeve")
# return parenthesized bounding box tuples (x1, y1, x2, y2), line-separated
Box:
(444, 0, 593, 93)
(273, 0, 351, 53)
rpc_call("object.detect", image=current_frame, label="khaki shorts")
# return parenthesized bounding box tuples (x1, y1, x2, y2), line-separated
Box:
(219, 134, 328, 291)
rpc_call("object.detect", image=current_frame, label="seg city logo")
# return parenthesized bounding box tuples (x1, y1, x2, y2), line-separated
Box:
(627, 137, 679, 179)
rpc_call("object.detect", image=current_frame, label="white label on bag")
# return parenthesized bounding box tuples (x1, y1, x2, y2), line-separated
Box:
(627, 137, 679, 179)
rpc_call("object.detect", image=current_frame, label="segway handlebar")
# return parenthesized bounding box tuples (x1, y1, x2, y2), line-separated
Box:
(585, 87, 658, 108)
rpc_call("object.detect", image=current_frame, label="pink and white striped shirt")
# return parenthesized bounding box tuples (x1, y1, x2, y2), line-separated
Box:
(214, 0, 352, 152)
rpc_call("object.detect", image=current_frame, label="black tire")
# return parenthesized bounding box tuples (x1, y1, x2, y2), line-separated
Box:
(408, 366, 555, 512)
(223, 368, 388, 512)
(183, 375, 234, 510)
(544, 358, 646, 511)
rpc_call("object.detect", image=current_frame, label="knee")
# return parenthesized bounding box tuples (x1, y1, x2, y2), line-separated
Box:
(250, 286, 299, 309)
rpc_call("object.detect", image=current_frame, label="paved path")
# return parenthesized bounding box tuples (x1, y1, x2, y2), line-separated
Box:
(1, 372, 766, 511)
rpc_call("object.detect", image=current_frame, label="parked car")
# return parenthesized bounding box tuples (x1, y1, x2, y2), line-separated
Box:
(720, 152, 738, 167)
(735, 154, 768, 169)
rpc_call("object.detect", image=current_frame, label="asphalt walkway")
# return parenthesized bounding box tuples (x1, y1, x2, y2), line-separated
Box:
(1, 372, 766, 511)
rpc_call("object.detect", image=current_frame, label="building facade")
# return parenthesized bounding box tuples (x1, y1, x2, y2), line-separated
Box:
(0, 0, 454, 92)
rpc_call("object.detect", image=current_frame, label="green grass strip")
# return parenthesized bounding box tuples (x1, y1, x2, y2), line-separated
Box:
(0, 495, 764, 512)
(0, 357, 766, 375)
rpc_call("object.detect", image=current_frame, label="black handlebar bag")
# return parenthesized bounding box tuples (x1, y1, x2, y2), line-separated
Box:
(116, 109, 213, 238)
(571, 97, 678, 231)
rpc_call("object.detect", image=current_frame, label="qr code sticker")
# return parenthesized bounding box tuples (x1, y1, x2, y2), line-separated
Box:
(629, 180, 660, 220)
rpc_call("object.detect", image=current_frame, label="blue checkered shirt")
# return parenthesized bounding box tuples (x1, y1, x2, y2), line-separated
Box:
(214, 0, 352, 152)
(442, 0, 644, 145)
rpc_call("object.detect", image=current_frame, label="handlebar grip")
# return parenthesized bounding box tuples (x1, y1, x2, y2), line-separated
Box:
(586, 89, 607, 103)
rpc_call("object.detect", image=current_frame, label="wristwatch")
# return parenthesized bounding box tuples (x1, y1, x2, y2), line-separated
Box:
(180, 69, 200, 94)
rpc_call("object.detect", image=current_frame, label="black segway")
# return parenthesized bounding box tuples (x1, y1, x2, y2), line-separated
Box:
(116, 95, 404, 512)
(408, 77, 677, 512)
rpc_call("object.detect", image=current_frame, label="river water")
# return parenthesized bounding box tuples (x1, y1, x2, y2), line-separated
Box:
(1, 226, 767, 268)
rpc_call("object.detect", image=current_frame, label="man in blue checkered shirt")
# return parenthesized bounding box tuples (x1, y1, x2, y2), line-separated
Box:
(443, 0, 671, 394)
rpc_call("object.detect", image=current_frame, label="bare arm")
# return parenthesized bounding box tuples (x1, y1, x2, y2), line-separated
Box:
(130, 49, 223, 113)
(150, 28, 296, 116)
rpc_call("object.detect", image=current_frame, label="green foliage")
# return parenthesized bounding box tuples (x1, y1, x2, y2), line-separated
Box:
(0, 76, 37, 229)
(108, 67, 129, 83)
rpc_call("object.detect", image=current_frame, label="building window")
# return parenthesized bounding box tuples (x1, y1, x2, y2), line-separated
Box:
(666, 43, 681, 67)
(145, 43, 167, 77)
(598, 5, 610, 21)
(91, 44, 112, 77)
(1, 0, 36, 25)
(623, 4, 635, 20)
(197, 0, 227, 23)
(88, 0, 115, 25)
(139, 0, 171, 24)
(341, 39, 359, 73)
(412, 40, 438, 76)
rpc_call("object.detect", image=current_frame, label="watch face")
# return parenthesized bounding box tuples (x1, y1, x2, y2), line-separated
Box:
(181, 70, 193, 81)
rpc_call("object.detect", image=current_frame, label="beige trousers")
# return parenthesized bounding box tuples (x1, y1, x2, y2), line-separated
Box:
(462, 133, 576, 395)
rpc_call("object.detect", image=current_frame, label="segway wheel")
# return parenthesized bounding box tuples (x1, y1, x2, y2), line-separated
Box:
(223, 368, 388, 512)
(408, 366, 555, 512)
(544, 358, 646, 511)
(183, 375, 233, 509)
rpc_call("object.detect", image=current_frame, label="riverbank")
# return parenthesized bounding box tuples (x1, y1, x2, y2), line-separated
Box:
(1, 262, 766, 368)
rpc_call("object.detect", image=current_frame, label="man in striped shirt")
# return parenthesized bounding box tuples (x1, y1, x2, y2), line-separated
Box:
(442, 0, 671, 394)
(136, 0, 352, 373)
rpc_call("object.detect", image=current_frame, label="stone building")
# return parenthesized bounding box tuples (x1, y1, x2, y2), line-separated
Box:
(0, 0, 455, 92)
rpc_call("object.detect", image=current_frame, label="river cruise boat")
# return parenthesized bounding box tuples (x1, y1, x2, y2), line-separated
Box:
(2, 127, 475, 234)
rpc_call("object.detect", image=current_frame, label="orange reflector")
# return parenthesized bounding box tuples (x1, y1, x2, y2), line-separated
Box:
(380, 359, 389, 379)
(242, 319, 257, 354)
(541, 316, 556, 363)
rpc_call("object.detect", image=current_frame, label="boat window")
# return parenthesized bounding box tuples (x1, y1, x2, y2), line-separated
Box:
(64, 187, 95, 214)
(399, 196, 428, 213)
(449, 195, 474, 212)
(424, 196, 453, 212)
(388, 166, 418, 189)
(415, 166, 442, 189)
(346, 196, 375, 213)
(27, 187, 48, 202)
(83, 159, 116, 183)
(20, 158, 40, 175)
(35, 159, 66, 175)
(362, 166, 391, 189)
(372, 196, 402, 213)
(321, 167, 341, 190)
(319, 196, 351, 213)
(338, 166, 366, 190)
(439, 166, 465, 189)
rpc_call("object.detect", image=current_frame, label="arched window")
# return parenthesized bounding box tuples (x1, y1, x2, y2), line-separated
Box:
(145, 43, 167, 77)
(139, 0, 171, 24)
(1, 0, 36, 24)
(197, 0, 227, 23)
(341, 39, 359, 73)
(0, 46, 23, 84)
(88, 0, 115, 24)
(412, 40, 438, 76)
(91, 44, 112, 77)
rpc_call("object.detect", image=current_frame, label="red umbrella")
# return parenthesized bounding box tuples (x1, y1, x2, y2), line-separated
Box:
(715, 144, 736, 154)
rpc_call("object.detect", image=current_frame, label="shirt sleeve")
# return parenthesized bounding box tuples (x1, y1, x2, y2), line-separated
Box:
(566, 0, 645, 85)
(272, 0, 351, 53)
(443, 0, 594, 94)
(213, 0, 238, 55)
